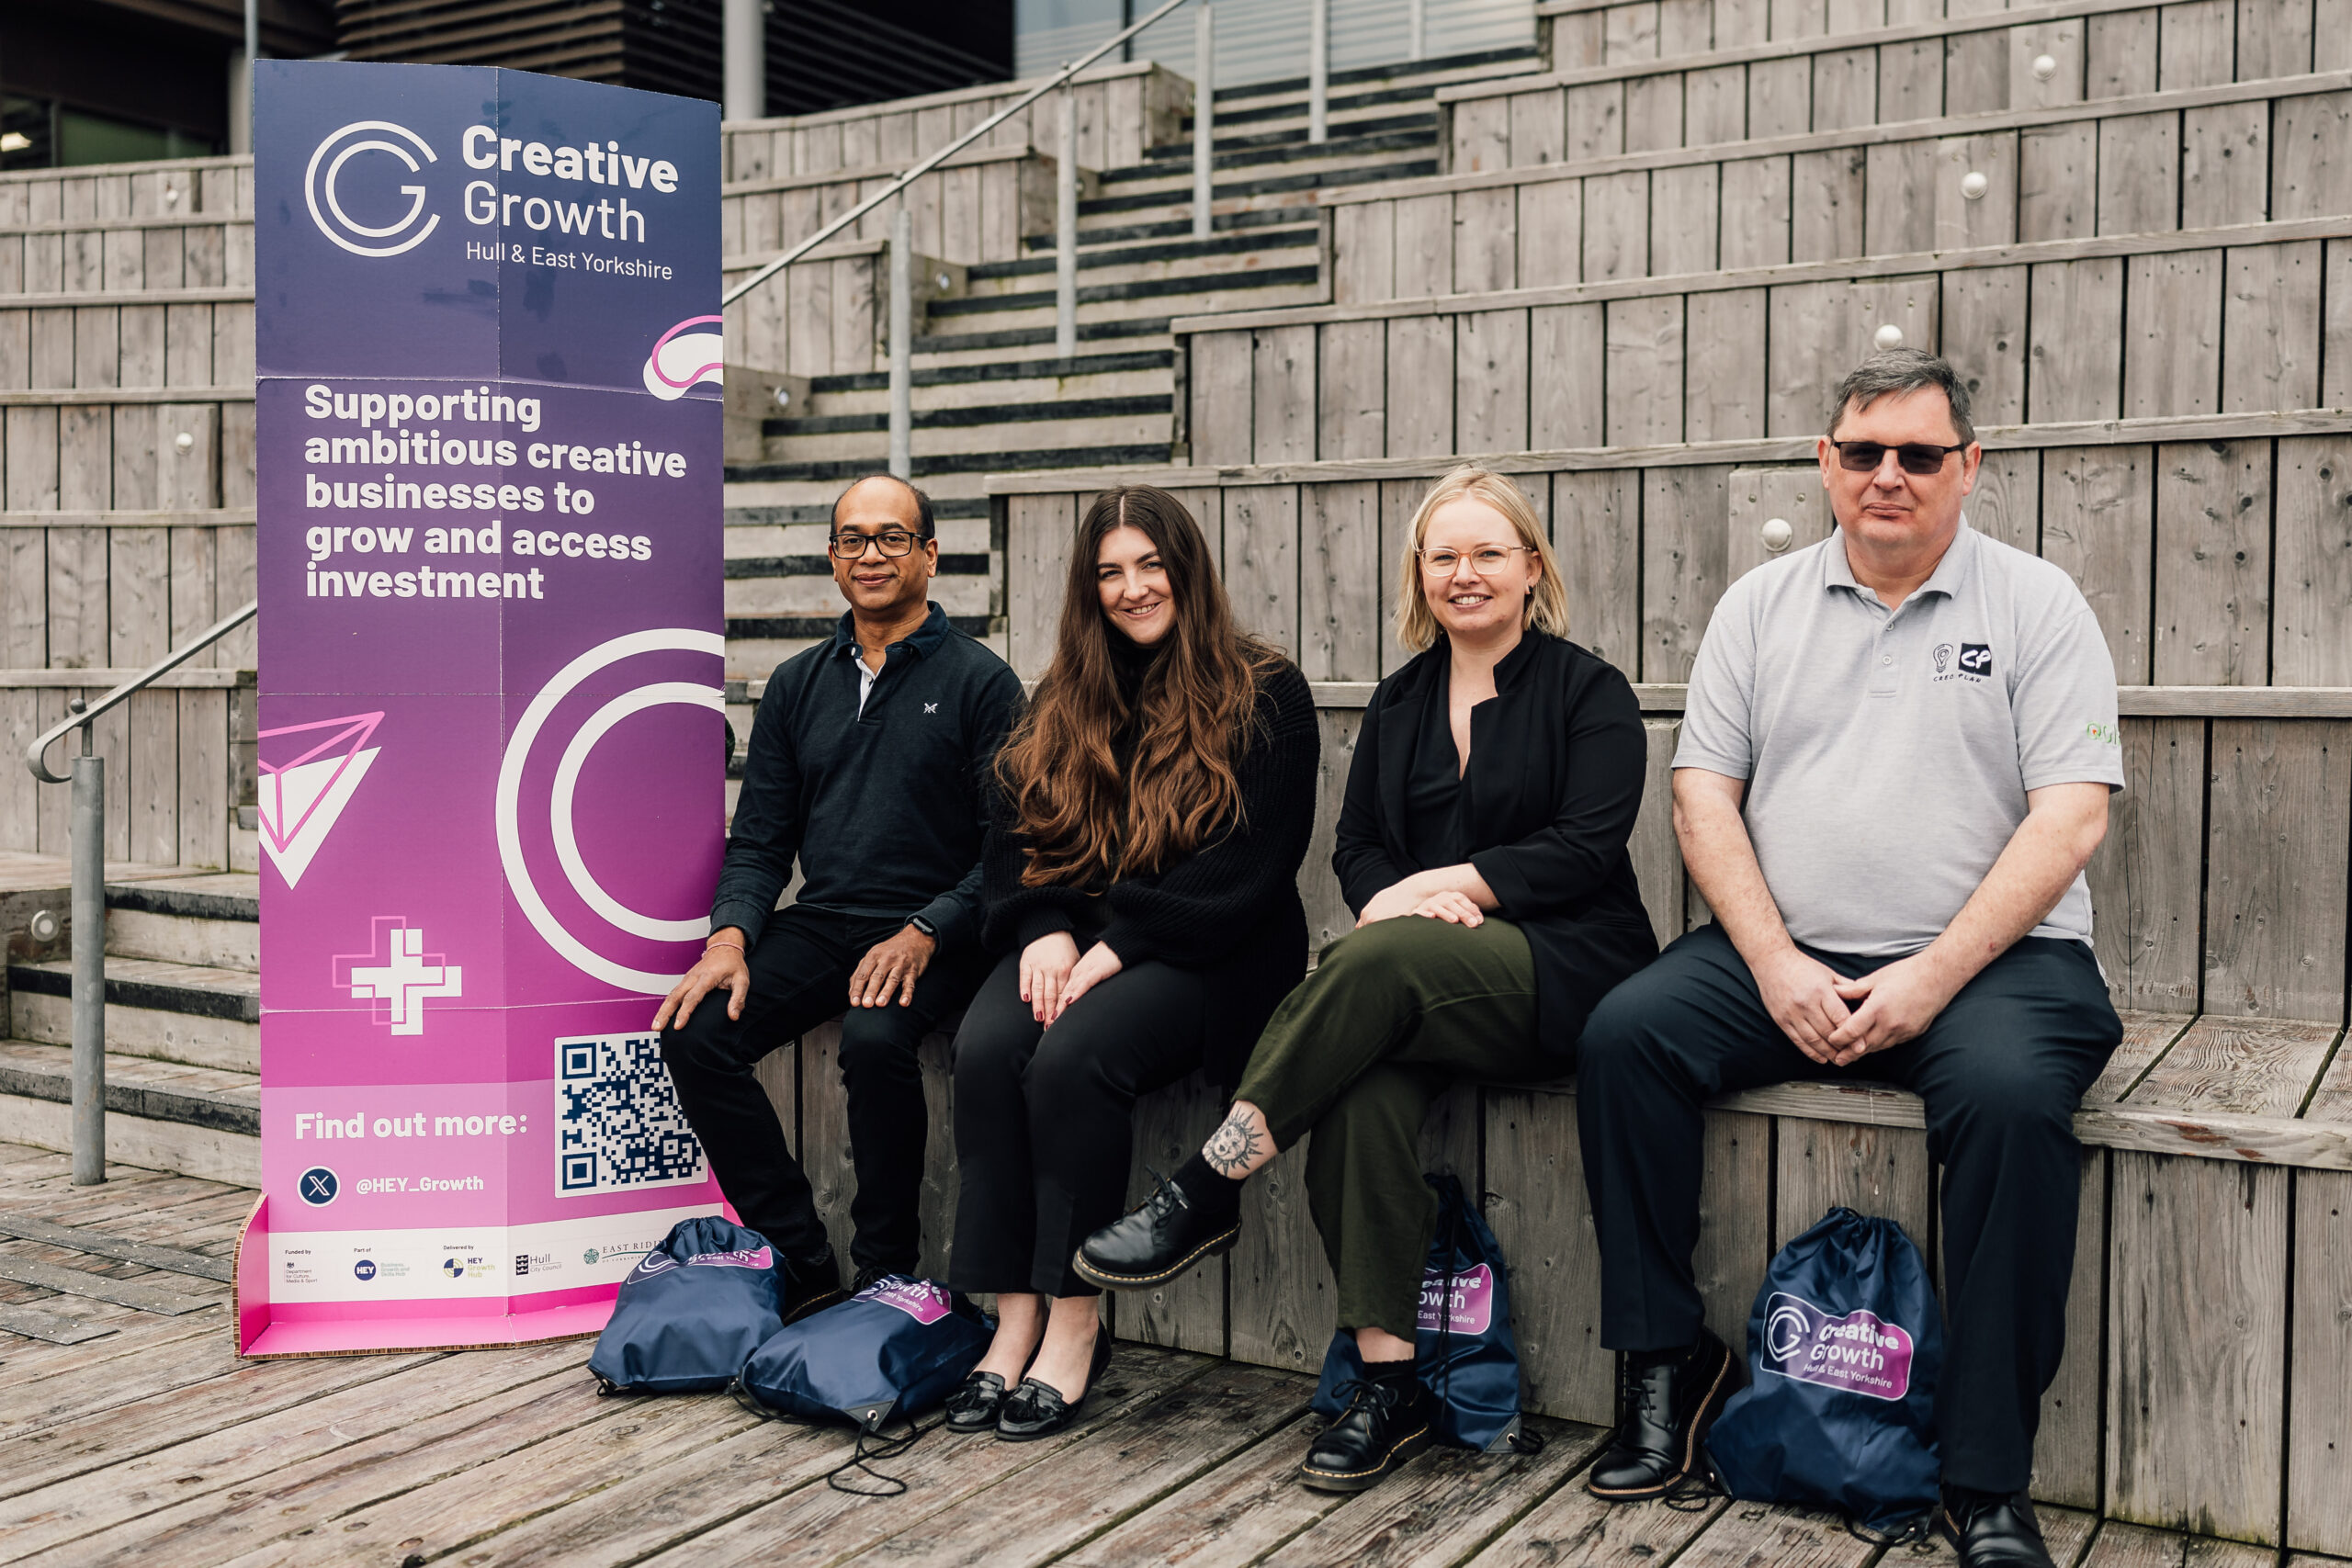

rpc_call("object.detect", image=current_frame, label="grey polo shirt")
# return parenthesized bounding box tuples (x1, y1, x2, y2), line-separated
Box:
(1674, 519, 2123, 957)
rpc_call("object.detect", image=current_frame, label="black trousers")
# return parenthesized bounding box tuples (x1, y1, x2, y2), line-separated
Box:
(658, 905, 991, 1276)
(949, 933, 1211, 1299)
(1577, 922, 2120, 1493)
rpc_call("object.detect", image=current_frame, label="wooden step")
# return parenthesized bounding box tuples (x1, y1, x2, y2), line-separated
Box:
(7, 957, 257, 1075)
(0, 1039, 256, 1186)
(103, 874, 258, 972)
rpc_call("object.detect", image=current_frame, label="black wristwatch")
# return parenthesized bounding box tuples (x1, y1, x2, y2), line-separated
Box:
(907, 914, 939, 940)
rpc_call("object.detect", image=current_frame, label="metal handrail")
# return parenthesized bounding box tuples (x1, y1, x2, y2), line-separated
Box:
(25, 601, 256, 784)
(719, 0, 1199, 310)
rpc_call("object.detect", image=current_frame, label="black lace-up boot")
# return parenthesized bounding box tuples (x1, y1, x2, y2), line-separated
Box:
(1586, 1327, 1733, 1499)
(1939, 1487, 2059, 1567)
(1072, 1160, 1241, 1290)
(1298, 1365, 1437, 1494)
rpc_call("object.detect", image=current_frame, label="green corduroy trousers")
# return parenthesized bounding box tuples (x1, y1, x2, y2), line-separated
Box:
(1232, 913, 1555, 1339)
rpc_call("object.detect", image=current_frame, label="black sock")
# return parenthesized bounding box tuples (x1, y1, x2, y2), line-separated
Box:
(1362, 1355, 1418, 1392)
(1171, 1152, 1243, 1219)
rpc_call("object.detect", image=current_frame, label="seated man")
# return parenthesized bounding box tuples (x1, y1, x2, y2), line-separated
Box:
(653, 474, 1021, 1318)
(1576, 350, 2122, 1568)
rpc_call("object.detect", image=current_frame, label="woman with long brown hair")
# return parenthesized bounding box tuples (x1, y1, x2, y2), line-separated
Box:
(943, 485, 1317, 1441)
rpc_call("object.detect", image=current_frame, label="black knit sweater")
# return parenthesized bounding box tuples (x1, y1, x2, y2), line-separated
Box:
(980, 654, 1318, 1086)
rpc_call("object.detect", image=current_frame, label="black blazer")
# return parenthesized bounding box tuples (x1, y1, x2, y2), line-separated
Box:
(1334, 632, 1659, 1055)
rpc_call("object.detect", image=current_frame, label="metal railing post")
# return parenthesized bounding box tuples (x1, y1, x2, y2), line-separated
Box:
(888, 203, 912, 479)
(69, 708, 105, 1185)
(1308, 0, 1329, 143)
(1056, 81, 1079, 358)
(1193, 3, 1216, 239)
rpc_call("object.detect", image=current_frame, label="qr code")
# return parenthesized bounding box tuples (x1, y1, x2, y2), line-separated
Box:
(554, 1032, 709, 1197)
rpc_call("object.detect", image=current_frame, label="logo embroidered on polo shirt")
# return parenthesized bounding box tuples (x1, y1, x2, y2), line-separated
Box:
(1931, 641, 1994, 683)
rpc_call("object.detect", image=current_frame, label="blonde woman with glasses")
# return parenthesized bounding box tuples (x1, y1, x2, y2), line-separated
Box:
(1074, 464, 1660, 1494)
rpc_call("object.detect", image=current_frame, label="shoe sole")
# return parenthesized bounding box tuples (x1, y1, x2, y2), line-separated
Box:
(1585, 1341, 1735, 1501)
(1069, 1222, 1241, 1291)
(1298, 1419, 1433, 1494)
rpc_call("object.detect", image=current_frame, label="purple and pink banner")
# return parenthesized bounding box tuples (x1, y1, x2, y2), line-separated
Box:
(239, 61, 729, 1356)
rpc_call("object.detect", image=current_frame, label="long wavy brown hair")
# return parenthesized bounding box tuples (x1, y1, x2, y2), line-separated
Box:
(996, 486, 1279, 886)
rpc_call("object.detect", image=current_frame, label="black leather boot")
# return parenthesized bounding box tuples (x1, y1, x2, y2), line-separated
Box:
(777, 1247, 845, 1325)
(1586, 1327, 1733, 1499)
(1072, 1172, 1240, 1290)
(1299, 1373, 1439, 1493)
(1939, 1488, 2058, 1567)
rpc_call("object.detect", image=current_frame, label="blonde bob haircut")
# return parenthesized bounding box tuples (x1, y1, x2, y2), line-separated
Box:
(1394, 466, 1572, 655)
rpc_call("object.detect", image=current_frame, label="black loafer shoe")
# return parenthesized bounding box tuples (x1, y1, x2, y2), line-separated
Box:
(1939, 1489, 2058, 1567)
(944, 1370, 1014, 1434)
(1586, 1327, 1734, 1499)
(996, 1325, 1113, 1442)
(1299, 1378, 1437, 1493)
(1073, 1176, 1240, 1290)
(778, 1247, 845, 1325)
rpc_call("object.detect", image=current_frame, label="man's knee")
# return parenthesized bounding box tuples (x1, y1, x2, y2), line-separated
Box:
(838, 1006, 925, 1077)
(658, 1004, 738, 1080)
(1577, 967, 1677, 1084)
(1931, 1049, 2083, 1153)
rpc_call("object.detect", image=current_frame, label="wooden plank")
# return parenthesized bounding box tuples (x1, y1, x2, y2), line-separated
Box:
(1304, 709, 1363, 950)
(1486, 1087, 1611, 1422)
(2011, 17, 2089, 109)
(2152, 440, 2268, 686)
(2158, 0, 2236, 88)
(1005, 493, 1075, 681)
(2032, 1150, 2106, 1509)
(2041, 443, 2151, 681)
(2125, 1015, 2341, 1116)
(1456, 308, 1532, 456)
(1685, 288, 1767, 443)
(1650, 164, 1719, 277)
(1251, 325, 1315, 467)
(1790, 147, 1865, 263)
(1775, 1115, 1933, 1259)
(2272, 435, 2352, 686)
(1553, 468, 1641, 671)
(1315, 321, 1385, 463)
(1672, 1498, 1879, 1567)
(2088, 717, 2205, 1012)
(1604, 296, 1684, 446)
(1582, 171, 1651, 281)
(1298, 481, 1381, 682)
(1720, 156, 1793, 270)
(2180, 103, 2270, 231)
(2202, 722, 2352, 1021)
(1453, 187, 1519, 294)
(1811, 46, 1880, 131)
(1697, 1110, 1774, 1360)
(1227, 1131, 1335, 1375)
(1223, 483, 1299, 655)
(1531, 303, 1607, 452)
(2106, 1149, 2289, 1542)
(1381, 479, 1426, 678)
(1965, 448, 2040, 553)
(1517, 177, 1584, 290)
(0, 1250, 211, 1312)
(1331, 201, 1394, 306)
(1050, 1412, 1346, 1568)
(2086, 8, 2160, 98)
(2273, 88, 2352, 223)
(1114, 1094, 1229, 1360)
(1687, 64, 1749, 146)
(1625, 73, 1686, 153)
(1865, 140, 1939, 254)
(2098, 112, 2180, 236)
(2125, 249, 2222, 420)
(126, 686, 176, 866)
(1629, 718, 1685, 944)
(2289, 1162, 2352, 1554)
(1477, 1488, 1731, 1568)
(2030, 259, 2125, 422)
(1747, 57, 1813, 139)
(2222, 240, 2322, 413)
(1566, 83, 1627, 162)
(1187, 332, 1252, 468)
(1510, 88, 1569, 171)
(1639, 464, 1731, 682)
(1393, 194, 1453, 299)
(1385, 316, 1454, 458)
(1727, 462, 1829, 585)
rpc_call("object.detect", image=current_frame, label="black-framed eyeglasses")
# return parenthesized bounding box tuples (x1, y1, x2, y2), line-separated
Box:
(1831, 440, 1971, 476)
(828, 528, 927, 558)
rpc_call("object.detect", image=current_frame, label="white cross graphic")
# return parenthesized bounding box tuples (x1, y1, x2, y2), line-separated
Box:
(346, 927, 463, 1035)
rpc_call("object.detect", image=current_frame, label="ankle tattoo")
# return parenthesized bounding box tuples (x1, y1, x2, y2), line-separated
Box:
(1204, 1108, 1265, 1177)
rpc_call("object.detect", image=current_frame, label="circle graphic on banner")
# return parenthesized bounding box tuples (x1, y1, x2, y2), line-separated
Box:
(496, 628, 727, 993)
(299, 1166, 340, 1206)
(304, 121, 442, 257)
(354, 1258, 378, 1280)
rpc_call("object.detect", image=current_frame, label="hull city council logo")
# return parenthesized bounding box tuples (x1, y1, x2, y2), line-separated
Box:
(306, 121, 441, 257)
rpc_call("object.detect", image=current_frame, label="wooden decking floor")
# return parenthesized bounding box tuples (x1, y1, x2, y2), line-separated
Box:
(0, 1141, 2341, 1568)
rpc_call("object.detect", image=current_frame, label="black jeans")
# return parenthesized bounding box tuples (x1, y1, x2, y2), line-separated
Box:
(949, 921, 1212, 1298)
(658, 905, 991, 1276)
(1576, 922, 2120, 1494)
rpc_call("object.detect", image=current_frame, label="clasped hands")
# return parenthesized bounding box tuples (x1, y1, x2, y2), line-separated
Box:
(1755, 944, 1962, 1066)
(1018, 931, 1122, 1026)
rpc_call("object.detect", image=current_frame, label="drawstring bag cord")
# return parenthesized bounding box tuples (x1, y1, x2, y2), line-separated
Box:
(1844, 1510, 1937, 1548)
(728, 1379, 941, 1497)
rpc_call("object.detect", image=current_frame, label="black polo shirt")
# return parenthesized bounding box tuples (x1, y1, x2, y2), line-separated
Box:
(709, 603, 1022, 953)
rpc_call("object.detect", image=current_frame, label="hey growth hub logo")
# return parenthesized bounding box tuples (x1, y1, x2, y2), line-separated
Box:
(306, 121, 441, 257)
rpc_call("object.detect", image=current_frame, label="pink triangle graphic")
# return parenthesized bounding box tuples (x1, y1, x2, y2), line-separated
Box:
(257, 712, 383, 888)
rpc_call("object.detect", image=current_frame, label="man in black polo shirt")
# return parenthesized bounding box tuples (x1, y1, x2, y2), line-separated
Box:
(654, 474, 1021, 1318)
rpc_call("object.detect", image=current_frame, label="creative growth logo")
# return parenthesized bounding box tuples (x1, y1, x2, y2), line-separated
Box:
(644, 316, 724, 400)
(1759, 1291, 1916, 1401)
(334, 915, 464, 1036)
(256, 712, 382, 889)
(306, 121, 441, 257)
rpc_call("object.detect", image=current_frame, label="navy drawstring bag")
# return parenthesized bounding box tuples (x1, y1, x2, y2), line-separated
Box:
(1706, 1207, 1945, 1535)
(1309, 1172, 1538, 1453)
(587, 1215, 783, 1393)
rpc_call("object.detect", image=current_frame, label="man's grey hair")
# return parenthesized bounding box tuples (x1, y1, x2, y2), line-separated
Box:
(1825, 349, 1974, 446)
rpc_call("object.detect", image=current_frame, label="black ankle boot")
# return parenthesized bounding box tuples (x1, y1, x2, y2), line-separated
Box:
(1939, 1487, 2057, 1567)
(1299, 1368, 1437, 1494)
(777, 1247, 844, 1324)
(1071, 1161, 1241, 1291)
(1586, 1327, 1734, 1499)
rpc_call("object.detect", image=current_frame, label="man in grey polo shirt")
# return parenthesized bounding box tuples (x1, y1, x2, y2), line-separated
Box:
(1576, 351, 2122, 1568)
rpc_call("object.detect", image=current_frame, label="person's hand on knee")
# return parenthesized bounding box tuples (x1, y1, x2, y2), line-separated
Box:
(849, 923, 937, 1009)
(1409, 890, 1483, 925)
(1752, 945, 1852, 1065)
(1053, 942, 1125, 1020)
(652, 931, 751, 1032)
(1020, 931, 1080, 1026)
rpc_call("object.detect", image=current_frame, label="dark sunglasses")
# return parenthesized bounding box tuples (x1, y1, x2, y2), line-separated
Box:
(1832, 440, 1970, 476)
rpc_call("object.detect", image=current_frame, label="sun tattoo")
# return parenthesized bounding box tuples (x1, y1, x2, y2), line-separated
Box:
(1203, 1108, 1265, 1177)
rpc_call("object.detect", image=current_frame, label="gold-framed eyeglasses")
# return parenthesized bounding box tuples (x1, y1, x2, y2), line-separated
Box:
(828, 529, 926, 558)
(1419, 545, 1533, 575)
